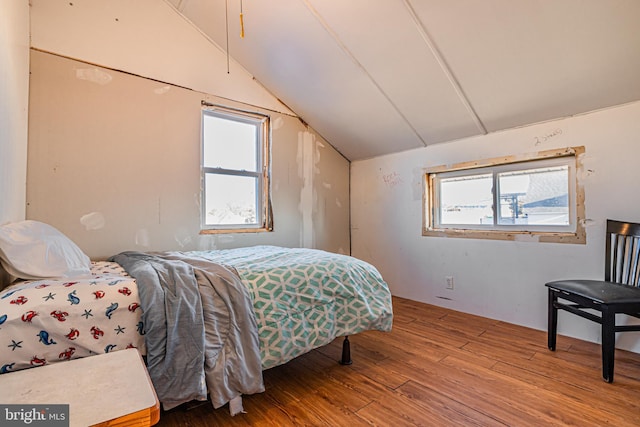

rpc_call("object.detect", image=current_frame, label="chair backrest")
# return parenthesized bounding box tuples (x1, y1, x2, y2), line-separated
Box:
(606, 219, 640, 286)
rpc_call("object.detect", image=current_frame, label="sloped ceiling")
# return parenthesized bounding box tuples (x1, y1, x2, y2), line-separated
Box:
(167, 0, 640, 161)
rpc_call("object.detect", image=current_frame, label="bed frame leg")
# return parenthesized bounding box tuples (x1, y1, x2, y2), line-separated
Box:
(339, 336, 352, 365)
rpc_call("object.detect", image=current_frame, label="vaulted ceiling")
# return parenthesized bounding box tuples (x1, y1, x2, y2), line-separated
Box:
(167, 0, 640, 161)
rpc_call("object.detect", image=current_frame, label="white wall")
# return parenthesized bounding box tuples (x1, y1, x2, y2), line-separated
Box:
(352, 101, 640, 352)
(30, 0, 291, 116)
(0, 0, 29, 224)
(27, 0, 349, 258)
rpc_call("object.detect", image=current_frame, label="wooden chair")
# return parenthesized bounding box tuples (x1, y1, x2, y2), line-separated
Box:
(546, 219, 640, 382)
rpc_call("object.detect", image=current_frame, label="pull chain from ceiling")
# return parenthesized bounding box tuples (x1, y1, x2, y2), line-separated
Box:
(225, 0, 230, 73)
(225, 0, 245, 74)
(240, 0, 245, 38)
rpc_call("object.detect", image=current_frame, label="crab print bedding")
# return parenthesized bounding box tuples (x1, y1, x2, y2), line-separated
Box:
(0, 261, 146, 374)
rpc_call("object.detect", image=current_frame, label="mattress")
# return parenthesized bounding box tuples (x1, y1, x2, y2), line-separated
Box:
(187, 245, 394, 369)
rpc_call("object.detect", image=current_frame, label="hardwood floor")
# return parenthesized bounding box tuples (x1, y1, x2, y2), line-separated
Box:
(157, 296, 640, 426)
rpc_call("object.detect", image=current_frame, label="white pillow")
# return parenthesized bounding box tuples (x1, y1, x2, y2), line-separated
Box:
(0, 220, 91, 280)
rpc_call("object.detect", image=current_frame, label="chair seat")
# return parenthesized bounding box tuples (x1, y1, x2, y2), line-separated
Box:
(547, 220, 640, 382)
(546, 279, 640, 305)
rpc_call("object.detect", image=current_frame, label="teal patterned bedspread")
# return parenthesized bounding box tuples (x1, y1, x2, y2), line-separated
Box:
(188, 246, 393, 369)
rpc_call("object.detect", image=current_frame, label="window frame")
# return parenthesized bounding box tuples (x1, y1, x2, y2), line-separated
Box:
(423, 146, 586, 244)
(200, 103, 272, 234)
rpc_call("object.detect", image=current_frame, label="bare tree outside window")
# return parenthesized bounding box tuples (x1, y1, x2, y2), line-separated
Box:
(201, 105, 272, 233)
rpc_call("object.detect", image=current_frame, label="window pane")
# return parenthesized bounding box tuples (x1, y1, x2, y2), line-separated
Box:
(205, 174, 258, 226)
(497, 166, 568, 226)
(203, 113, 258, 171)
(439, 174, 493, 225)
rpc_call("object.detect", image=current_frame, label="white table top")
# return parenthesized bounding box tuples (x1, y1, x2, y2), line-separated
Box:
(0, 348, 157, 426)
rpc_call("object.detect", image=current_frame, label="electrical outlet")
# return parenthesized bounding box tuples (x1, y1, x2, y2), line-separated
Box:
(445, 276, 454, 290)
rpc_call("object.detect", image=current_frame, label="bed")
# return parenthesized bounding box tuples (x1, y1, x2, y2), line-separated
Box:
(0, 261, 146, 373)
(0, 221, 393, 414)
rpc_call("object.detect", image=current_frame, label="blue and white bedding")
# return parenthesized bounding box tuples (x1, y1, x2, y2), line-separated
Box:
(187, 245, 394, 369)
(110, 251, 264, 412)
(0, 244, 393, 414)
(0, 262, 146, 374)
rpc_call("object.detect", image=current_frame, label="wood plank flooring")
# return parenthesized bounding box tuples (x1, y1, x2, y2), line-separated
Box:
(157, 296, 640, 426)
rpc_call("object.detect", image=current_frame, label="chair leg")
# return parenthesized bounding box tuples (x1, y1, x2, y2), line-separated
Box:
(601, 308, 615, 383)
(547, 289, 558, 351)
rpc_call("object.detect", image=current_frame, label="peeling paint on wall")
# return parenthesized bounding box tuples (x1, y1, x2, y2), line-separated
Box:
(196, 236, 218, 251)
(154, 85, 171, 95)
(577, 153, 596, 180)
(174, 227, 192, 248)
(80, 212, 105, 230)
(75, 68, 112, 85)
(217, 235, 236, 244)
(272, 117, 284, 130)
(197, 234, 235, 251)
(314, 142, 324, 174)
(135, 228, 150, 247)
(298, 131, 317, 248)
(28, 51, 350, 258)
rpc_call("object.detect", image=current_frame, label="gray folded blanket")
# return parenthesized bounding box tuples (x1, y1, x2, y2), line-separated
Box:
(110, 251, 264, 411)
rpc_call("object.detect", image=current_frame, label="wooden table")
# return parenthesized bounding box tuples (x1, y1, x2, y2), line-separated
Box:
(0, 348, 160, 426)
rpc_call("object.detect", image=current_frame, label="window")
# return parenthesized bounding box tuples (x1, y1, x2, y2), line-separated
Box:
(201, 104, 272, 233)
(424, 147, 585, 243)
